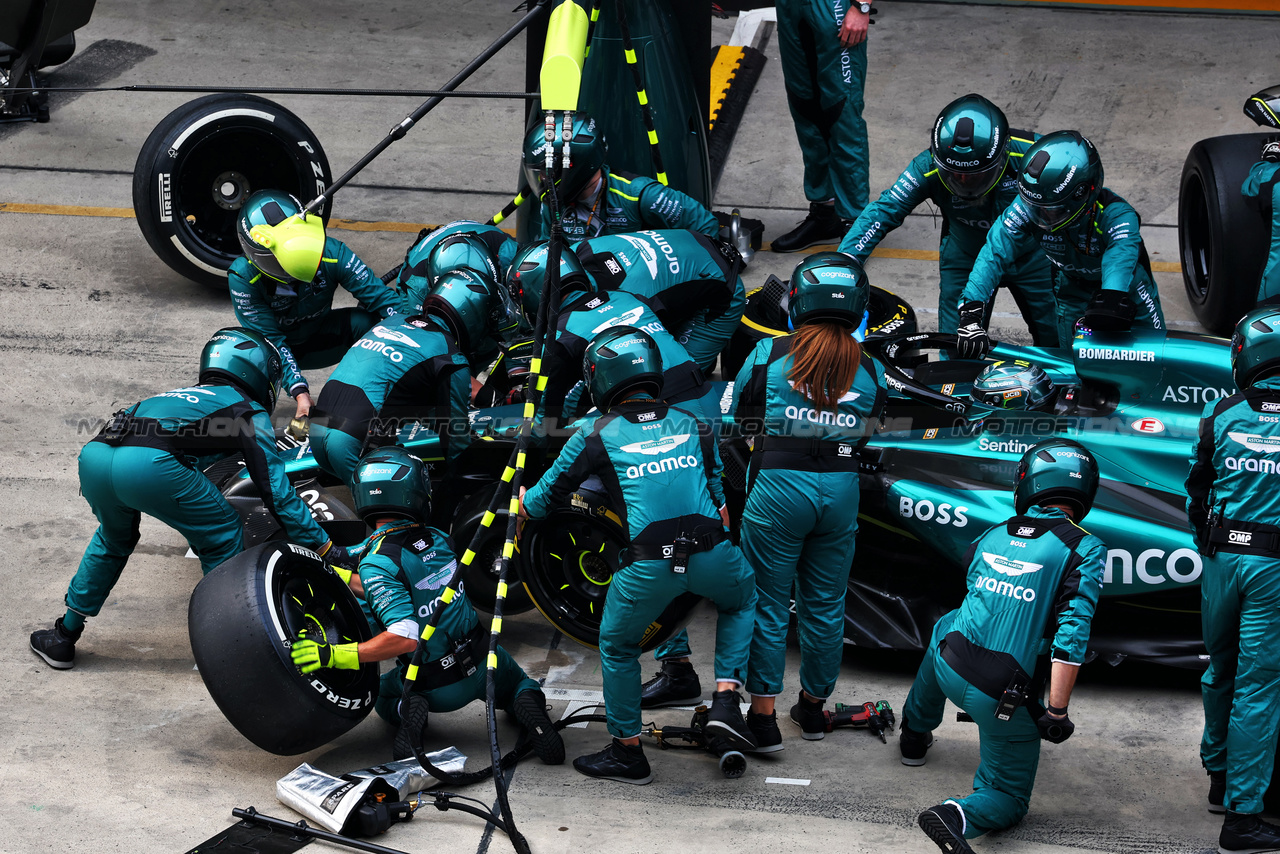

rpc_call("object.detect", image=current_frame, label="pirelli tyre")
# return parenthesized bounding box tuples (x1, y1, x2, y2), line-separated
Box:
(132, 93, 332, 289)
(519, 476, 700, 650)
(1179, 133, 1272, 336)
(721, 278, 916, 379)
(189, 541, 378, 755)
(451, 482, 534, 616)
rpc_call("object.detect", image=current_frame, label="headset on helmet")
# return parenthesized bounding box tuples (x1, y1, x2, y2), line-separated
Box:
(198, 327, 284, 410)
(505, 241, 597, 322)
(972, 360, 1056, 411)
(932, 94, 1011, 200)
(1245, 85, 1280, 129)
(787, 252, 870, 331)
(522, 111, 608, 203)
(1016, 131, 1103, 233)
(583, 327, 664, 410)
(1231, 307, 1280, 389)
(1014, 438, 1100, 520)
(351, 446, 432, 525)
(236, 190, 325, 285)
(422, 268, 521, 355)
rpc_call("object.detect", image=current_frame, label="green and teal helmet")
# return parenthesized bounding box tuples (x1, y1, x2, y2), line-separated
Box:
(236, 190, 324, 285)
(506, 241, 596, 322)
(424, 232, 502, 289)
(931, 94, 1011, 200)
(788, 252, 870, 331)
(422, 268, 522, 355)
(971, 360, 1056, 411)
(522, 111, 608, 203)
(198, 327, 283, 410)
(1244, 85, 1280, 129)
(1016, 131, 1103, 233)
(1014, 439, 1100, 520)
(352, 446, 432, 525)
(583, 327, 664, 410)
(1231, 307, 1280, 388)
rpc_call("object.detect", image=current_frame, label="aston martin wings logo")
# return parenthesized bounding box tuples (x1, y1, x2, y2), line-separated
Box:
(619, 433, 691, 456)
(372, 326, 422, 348)
(591, 306, 646, 334)
(616, 233, 659, 278)
(1228, 432, 1280, 453)
(982, 553, 1043, 577)
(788, 381, 859, 403)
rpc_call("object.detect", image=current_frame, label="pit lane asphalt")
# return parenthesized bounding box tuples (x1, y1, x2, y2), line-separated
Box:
(1, 3, 1273, 852)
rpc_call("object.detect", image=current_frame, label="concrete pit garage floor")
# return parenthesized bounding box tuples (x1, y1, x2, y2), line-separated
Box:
(0, 2, 1274, 852)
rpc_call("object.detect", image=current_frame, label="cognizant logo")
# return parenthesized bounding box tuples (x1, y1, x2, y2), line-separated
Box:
(626, 455, 698, 479)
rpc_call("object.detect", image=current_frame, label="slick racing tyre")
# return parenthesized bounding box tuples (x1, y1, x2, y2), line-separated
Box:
(519, 477, 700, 651)
(132, 93, 332, 289)
(721, 278, 916, 378)
(189, 541, 378, 755)
(452, 483, 534, 615)
(1179, 133, 1272, 335)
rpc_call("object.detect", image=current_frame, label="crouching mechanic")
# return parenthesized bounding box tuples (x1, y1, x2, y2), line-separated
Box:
(394, 222, 515, 323)
(839, 94, 1057, 345)
(956, 131, 1164, 358)
(292, 446, 564, 765)
(231, 191, 400, 421)
(519, 328, 758, 783)
(900, 439, 1105, 853)
(1186, 307, 1280, 853)
(310, 269, 519, 486)
(30, 328, 353, 670)
(522, 111, 720, 242)
(1242, 86, 1280, 306)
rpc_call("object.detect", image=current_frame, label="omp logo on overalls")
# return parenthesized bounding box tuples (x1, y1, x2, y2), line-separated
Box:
(591, 306, 665, 338)
(621, 433, 697, 478)
(976, 553, 1042, 601)
(1226, 432, 1280, 471)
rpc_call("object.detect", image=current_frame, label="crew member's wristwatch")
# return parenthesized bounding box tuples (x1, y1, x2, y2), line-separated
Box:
(858, 2, 872, 13)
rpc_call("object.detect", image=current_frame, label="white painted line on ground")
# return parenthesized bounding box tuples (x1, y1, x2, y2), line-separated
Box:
(765, 777, 811, 786)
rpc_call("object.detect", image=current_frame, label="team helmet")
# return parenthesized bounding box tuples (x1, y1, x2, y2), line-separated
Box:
(422, 268, 521, 355)
(198, 327, 283, 410)
(236, 190, 324, 284)
(971, 360, 1056, 411)
(506, 241, 596, 322)
(1014, 438, 1100, 520)
(522, 111, 608, 203)
(787, 252, 870, 330)
(1016, 131, 1104, 233)
(1231, 307, 1280, 389)
(932, 94, 1011, 200)
(351, 446, 432, 525)
(1244, 85, 1280, 129)
(583, 327, 664, 410)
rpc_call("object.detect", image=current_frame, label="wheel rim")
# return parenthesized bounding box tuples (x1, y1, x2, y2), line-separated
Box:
(269, 556, 368, 693)
(523, 511, 627, 642)
(1180, 171, 1212, 306)
(172, 126, 312, 266)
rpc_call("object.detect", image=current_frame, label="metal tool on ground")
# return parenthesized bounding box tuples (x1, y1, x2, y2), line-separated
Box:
(643, 705, 749, 779)
(821, 699, 896, 743)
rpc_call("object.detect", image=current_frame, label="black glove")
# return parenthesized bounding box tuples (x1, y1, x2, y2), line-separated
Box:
(1263, 140, 1280, 163)
(1081, 289, 1136, 332)
(327, 543, 359, 574)
(1036, 710, 1075, 744)
(956, 300, 992, 360)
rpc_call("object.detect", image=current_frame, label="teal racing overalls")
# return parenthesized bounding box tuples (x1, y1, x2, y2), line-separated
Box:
(1187, 376, 1280, 816)
(310, 315, 471, 487)
(838, 142, 1058, 345)
(1242, 160, 1280, 304)
(962, 190, 1164, 346)
(901, 507, 1105, 838)
(65, 383, 332, 621)
(360, 524, 539, 725)
(394, 220, 518, 316)
(575, 229, 747, 371)
(533, 166, 720, 243)
(732, 336, 885, 699)
(777, 0, 869, 221)
(229, 236, 399, 399)
(522, 401, 756, 739)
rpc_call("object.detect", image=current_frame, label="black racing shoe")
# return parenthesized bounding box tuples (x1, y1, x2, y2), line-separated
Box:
(30, 617, 82, 670)
(573, 739, 653, 785)
(1208, 769, 1227, 814)
(769, 202, 849, 253)
(745, 709, 785, 754)
(640, 659, 703, 709)
(900, 723, 935, 766)
(706, 689, 758, 750)
(1219, 811, 1280, 853)
(918, 801, 976, 854)
(788, 691, 826, 741)
(513, 690, 565, 766)
(392, 693, 430, 761)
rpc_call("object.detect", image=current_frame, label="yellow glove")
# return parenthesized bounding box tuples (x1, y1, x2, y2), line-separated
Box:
(291, 639, 360, 673)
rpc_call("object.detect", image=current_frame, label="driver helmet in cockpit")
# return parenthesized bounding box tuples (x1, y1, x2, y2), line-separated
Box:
(971, 360, 1056, 410)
